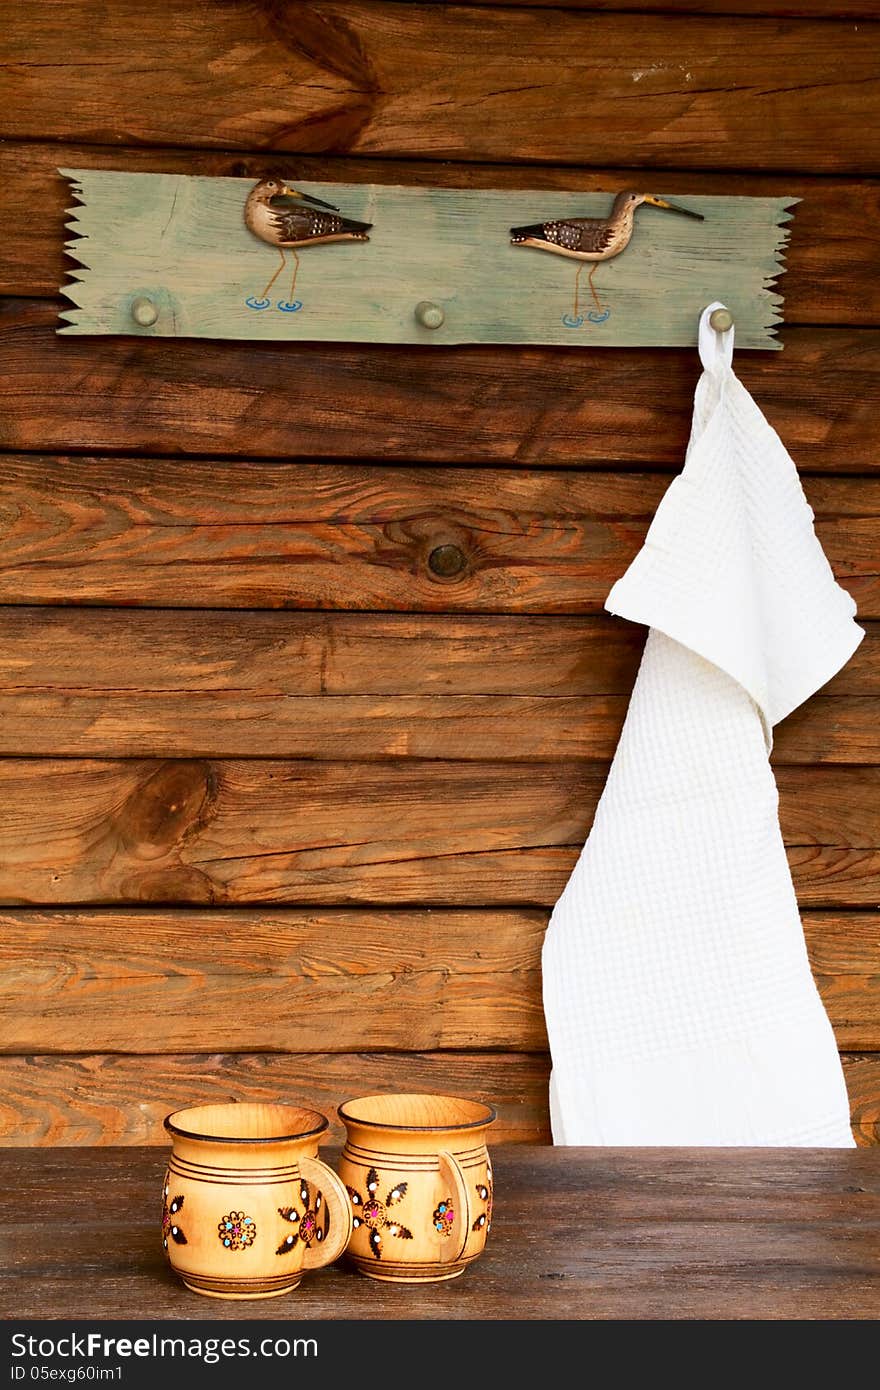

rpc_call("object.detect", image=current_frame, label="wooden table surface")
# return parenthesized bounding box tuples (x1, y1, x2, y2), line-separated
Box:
(2, 1145, 878, 1321)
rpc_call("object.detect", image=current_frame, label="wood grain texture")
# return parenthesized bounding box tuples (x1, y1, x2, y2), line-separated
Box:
(0, 1053, 875, 1149)
(0, 691, 865, 768)
(3, 1146, 879, 1320)
(4, 144, 879, 326)
(842, 1053, 880, 1144)
(1, 456, 877, 613)
(0, 1052, 552, 1148)
(0, 759, 876, 907)
(2, 0, 878, 1176)
(0, 606, 876, 762)
(456, 1, 880, 14)
(0, 908, 875, 1053)
(3, 303, 879, 469)
(0, 908, 546, 1053)
(2, 3, 879, 172)
(1, 609, 877, 700)
(0, 611, 646, 696)
(803, 915, 880, 1049)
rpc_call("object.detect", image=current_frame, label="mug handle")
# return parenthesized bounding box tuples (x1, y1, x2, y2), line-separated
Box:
(437, 1149, 472, 1262)
(298, 1155, 354, 1270)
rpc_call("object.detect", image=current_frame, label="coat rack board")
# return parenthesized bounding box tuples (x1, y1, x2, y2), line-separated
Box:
(58, 171, 797, 349)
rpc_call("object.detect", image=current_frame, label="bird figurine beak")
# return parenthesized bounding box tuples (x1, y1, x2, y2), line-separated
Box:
(280, 185, 340, 213)
(643, 195, 704, 221)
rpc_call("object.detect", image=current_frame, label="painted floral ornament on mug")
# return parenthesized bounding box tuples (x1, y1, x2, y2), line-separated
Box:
(472, 1165, 494, 1232)
(276, 1177, 328, 1256)
(346, 1167, 413, 1260)
(432, 1198, 456, 1236)
(161, 1176, 187, 1252)
(217, 1211, 256, 1251)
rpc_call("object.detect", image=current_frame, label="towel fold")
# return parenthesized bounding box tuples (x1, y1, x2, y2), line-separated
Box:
(541, 303, 864, 1147)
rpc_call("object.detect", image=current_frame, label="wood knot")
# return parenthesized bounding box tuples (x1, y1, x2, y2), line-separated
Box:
(427, 544, 467, 579)
(120, 760, 216, 858)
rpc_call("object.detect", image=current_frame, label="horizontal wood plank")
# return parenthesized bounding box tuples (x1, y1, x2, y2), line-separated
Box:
(3, 304, 879, 469)
(0, 609, 876, 699)
(0, 611, 645, 696)
(0, 759, 877, 907)
(0, 607, 876, 762)
(0, 1051, 874, 1148)
(0, 1051, 550, 1147)
(1, 456, 877, 613)
(5, 143, 880, 326)
(458, 2, 880, 15)
(0, 908, 875, 1053)
(0, 908, 545, 1053)
(6, 1147, 880, 1322)
(2, 3, 879, 172)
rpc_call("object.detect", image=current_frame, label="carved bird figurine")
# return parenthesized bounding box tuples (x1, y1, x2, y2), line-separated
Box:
(510, 191, 704, 325)
(244, 175, 372, 312)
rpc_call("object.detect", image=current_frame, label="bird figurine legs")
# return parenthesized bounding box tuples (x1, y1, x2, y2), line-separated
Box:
(563, 262, 610, 329)
(246, 248, 303, 313)
(278, 250, 302, 313)
(246, 248, 285, 311)
(587, 264, 604, 314)
(571, 263, 585, 323)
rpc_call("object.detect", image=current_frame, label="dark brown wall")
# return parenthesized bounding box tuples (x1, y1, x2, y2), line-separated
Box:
(0, 0, 877, 1147)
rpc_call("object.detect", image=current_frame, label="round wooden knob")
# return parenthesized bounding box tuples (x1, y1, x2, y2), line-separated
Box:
(709, 307, 734, 333)
(415, 301, 445, 330)
(131, 296, 159, 327)
(427, 544, 466, 578)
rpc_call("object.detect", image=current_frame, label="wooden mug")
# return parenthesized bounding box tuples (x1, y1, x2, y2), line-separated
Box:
(162, 1101, 353, 1299)
(336, 1092, 496, 1282)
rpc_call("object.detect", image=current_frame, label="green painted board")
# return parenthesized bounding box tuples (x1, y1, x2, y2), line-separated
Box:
(58, 171, 796, 349)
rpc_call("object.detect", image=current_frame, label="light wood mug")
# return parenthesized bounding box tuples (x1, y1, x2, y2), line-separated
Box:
(336, 1092, 496, 1282)
(162, 1101, 353, 1299)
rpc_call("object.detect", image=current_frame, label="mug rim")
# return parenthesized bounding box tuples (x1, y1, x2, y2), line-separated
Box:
(337, 1091, 497, 1132)
(163, 1101, 329, 1144)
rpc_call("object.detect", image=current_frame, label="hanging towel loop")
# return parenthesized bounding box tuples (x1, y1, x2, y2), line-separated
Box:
(699, 300, 735, 373)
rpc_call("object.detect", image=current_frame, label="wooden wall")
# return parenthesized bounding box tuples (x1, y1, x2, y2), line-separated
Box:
(0, 0, 878, 1147)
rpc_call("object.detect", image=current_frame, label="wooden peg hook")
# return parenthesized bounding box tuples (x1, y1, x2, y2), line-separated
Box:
(709, 307, 734, 333)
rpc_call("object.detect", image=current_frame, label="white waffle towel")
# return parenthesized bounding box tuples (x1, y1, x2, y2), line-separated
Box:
(541, 303, 864, 1147)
